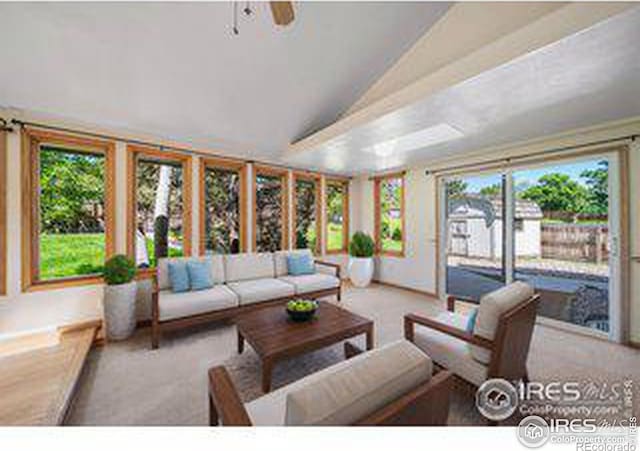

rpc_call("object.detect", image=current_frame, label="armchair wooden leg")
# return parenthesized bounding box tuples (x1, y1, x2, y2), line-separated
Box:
(151, 322, 159, 350)
(337, 286, 342, 302)
(209, 392, 219, 426)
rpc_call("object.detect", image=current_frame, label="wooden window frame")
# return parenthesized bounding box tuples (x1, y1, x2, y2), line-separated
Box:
(126, 145, 193, 279)
(0, 130, 6, 295)
(374, 172, 406, 258)
(199, 157, 248, 255)
(21, 128, 116, 291)
(324, 177, 350, 254)
(292, 171, 322, 254)
(252, 165, 290, 252)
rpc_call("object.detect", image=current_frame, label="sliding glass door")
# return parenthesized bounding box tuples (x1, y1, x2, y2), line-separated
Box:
(439, 152, 622, 340)
(444, 173, 507, 302)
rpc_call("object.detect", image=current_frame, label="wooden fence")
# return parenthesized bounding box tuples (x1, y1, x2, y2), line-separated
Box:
(541, 223, 608, 263)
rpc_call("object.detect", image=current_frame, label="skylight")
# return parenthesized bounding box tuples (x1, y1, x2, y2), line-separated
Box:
(362, 123, 464, 157)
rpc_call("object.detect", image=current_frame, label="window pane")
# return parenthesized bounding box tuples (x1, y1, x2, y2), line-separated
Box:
(135, 159, 184, 268)
(514, 159, 610, 333)
(255, 174, 283, 252)
(445, 173, 505, 302)
(39, 147, 106, 279)
(327, 183, 345, 251)
(294, 179, 317, 251)
(204, 167, 241, 254)
(380, 177, 403, 252)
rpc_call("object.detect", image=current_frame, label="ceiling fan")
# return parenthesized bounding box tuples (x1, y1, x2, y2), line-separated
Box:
(232, 1, 295, 35)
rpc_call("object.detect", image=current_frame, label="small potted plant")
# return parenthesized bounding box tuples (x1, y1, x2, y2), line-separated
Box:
(103, 254, 137, 341)
(348, 231, 375, 288)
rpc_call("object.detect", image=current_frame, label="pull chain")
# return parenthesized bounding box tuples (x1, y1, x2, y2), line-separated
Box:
(232, 1, 239, 35)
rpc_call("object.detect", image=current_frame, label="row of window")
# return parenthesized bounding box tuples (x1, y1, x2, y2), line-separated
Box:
(19, 129, 349, 289)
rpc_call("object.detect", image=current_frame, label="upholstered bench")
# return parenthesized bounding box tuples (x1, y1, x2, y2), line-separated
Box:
(151, 250, 341, 349)
(208, 340, 453, 426)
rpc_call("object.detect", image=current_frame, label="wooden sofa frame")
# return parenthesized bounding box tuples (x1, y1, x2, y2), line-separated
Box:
(404, 293, 540, 386)
(208, 342, 453, 426)
(151, 260, 341, 349)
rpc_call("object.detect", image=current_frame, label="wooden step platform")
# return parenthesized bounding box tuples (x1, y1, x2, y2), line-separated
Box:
(0, 323, 98, 425)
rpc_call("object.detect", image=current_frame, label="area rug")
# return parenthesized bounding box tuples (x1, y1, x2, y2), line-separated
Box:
(221, 341, 486, 425)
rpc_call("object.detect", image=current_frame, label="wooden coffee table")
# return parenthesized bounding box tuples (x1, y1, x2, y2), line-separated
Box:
(235, 302, 374, 392)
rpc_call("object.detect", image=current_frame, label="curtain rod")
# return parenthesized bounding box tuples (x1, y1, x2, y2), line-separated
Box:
(0, 118, 13, 132)
(424, 134, 638, 176)
(8, 118, 351, 179)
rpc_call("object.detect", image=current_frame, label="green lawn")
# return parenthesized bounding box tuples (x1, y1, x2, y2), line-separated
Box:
(382, 217, 403, 252)
(40, 233, 105, 280)
(327, 223, 344, 251)
(382, 238, 403, 252)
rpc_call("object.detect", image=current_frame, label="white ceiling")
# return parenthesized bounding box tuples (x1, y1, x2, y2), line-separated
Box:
(1, 3, 639, 176)
(0, 1, 449, 166)
(288, 6, 640, 174)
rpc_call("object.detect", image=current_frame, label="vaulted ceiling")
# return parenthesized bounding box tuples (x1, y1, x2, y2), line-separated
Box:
(0, 2, 449, 163)
(1, 2, 639, 175)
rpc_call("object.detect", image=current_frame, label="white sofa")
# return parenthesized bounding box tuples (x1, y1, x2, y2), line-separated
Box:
(151, 249, 341, 348)
(208, 340, 453, 426)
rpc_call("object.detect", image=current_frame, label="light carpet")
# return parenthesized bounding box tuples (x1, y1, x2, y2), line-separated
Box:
(67, 284, 639, 425)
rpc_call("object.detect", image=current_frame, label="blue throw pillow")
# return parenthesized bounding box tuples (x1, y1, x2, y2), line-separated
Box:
(287, 253, 315, 276)
(168, 260, 190, 293)
(466, 308, 479, 334)
(187, 259, 214, 291)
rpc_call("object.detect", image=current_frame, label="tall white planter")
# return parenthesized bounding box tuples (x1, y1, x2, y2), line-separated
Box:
(103, 281, 138, 341)
(348, 257, 374, 288)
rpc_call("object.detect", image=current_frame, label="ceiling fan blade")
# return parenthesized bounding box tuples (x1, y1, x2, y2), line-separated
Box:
(270, 1, 295, 26)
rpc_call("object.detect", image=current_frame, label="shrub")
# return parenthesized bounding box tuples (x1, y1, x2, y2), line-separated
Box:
(104, 254, 136, 285)
(349, 231, 375, 258)
(392, 227, 402, 241)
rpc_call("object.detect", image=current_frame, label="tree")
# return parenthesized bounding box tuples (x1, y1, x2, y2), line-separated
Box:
(581, 160, 608, 216)
(40, 148, 105, 233)
(446, 179, 468, 199)
(479, 183, 502, 197)
(521, 173, 587, 221)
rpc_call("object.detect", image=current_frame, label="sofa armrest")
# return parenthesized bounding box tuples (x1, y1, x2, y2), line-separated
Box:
(208, 366, 252, 426)
(315, 260, 341, 279)
(404, 313, 494, 350)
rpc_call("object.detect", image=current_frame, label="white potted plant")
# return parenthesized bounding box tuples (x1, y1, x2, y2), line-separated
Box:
(103, 254, 138, 341)
(348, 231, 375, 288)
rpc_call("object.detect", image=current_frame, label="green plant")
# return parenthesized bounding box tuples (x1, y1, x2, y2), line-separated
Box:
(392, 226, 402, 241)
(103, 254, 136, 285)
(349, 231, 375, 258)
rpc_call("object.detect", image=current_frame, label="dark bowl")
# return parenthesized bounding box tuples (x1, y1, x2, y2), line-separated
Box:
(286, 303, 318, 322)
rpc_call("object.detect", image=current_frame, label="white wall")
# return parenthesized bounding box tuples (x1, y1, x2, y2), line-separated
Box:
(353, 119, 640, 344)
(353, 169, 438, 294)
(2, 116, 640, 344)
(0, 132, 352, 337)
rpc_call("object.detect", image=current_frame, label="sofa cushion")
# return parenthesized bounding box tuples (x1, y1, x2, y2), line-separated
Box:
(245, 340, 431, 426)
(187, 259, 214, 291)
(168, 260, 190, 293)
(227, 278, 294, 305)
(158, 256, 225, 290)
(158, 285, 238, 321)
(225, 253, 275, 283)
(287, 253, 315, 276)
(471, 282, 534, 364)
(285, 340, 432, 425)
(274, 249, 313, 277)
(412, 311, 488, 386)
(279, 273, 339, 295)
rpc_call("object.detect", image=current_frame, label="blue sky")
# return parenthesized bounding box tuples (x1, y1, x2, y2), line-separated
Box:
(462, 159, 606, 193)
